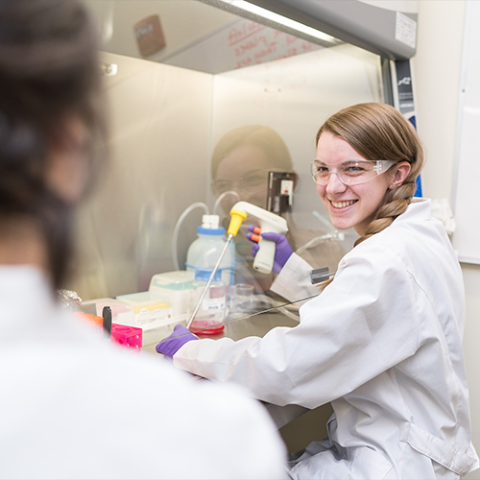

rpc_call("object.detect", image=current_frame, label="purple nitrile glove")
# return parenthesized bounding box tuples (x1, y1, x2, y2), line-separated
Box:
(261, 231, 293, 273)
(156, 324, 198, 359)
(247, 225, 293, 274)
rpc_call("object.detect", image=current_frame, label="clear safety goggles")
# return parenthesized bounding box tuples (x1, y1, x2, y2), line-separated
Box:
(211, 169, 270, 195)
(310, 159, 397, 186)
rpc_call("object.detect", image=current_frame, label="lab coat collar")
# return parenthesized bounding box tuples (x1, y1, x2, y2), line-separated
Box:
(394, 197, 431, 223)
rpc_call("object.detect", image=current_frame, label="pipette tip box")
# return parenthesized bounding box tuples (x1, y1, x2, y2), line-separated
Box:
(149, 271, 194, 317)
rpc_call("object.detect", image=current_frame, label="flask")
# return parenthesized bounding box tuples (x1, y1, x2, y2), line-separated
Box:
(188, 268, 226, 335)
(185, 215, 234, 286)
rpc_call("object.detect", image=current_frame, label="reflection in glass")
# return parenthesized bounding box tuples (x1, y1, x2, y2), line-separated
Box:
(85, 0, 339, 74)
(73, 0, 383, 307)
(212, 169, 270, 195)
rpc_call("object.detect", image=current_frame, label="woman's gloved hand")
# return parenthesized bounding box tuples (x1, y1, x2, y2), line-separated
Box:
(247, 225, 293, 274)
(156, 324, 198, 359)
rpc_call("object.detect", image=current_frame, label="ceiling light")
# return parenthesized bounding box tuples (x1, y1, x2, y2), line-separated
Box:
(211, 0, 338, 46)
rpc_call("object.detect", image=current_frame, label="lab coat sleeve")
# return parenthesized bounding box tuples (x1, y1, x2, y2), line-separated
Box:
(174, 242, 423, 409)
(270, 253, 319, 301)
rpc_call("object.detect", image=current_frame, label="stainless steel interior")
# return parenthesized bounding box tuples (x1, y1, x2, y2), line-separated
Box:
(71, 0, 384, 301)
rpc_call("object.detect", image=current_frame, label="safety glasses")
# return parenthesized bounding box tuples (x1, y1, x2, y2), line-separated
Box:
(211, 169, 270, 195)
(310, 159, 397, 186)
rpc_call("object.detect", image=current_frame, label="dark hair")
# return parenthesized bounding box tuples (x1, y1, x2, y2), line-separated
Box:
(211, 125, 293, 179)
(0, 0, 104, 289)
(316, 102, 424, 246)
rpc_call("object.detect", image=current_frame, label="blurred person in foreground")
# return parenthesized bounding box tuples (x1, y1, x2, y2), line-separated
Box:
(0, 1, 287, 479)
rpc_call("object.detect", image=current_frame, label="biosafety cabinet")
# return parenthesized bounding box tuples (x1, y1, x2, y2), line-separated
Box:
(72, 0, 419, 301)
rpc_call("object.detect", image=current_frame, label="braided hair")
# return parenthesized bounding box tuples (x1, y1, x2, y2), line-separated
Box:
(316, 103, 424, 247)
(0, 0, 104, 289)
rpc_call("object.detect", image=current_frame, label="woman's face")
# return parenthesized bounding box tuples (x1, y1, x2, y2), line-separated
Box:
(315, 131, 397, 236)
(213, 144, 274, 262)
(213, 144, 273, 211)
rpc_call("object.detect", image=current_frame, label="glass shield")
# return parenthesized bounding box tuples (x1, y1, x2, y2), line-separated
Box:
(73, 0, 383, 337)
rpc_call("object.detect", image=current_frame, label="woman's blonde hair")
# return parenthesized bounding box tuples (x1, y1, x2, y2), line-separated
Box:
(316, 102, 424, 247)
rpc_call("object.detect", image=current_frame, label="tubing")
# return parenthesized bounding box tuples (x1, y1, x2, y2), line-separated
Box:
(296, 232, 344, 256)
(172, 202, 209, 271)
(212, 190, 241, 217)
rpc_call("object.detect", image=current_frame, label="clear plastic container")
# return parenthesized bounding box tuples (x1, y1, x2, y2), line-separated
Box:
(185, 215, 234, 287)
(91, 298, 133, 319)
(188, 268, 226, 335)
(149, 270, 194, 317)
(115, 291, 173, 326)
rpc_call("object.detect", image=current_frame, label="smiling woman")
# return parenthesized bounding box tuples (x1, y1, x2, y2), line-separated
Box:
(315, 102, 422, 242)
(158, 102, 479, 479)
(314, 130, 410, 236)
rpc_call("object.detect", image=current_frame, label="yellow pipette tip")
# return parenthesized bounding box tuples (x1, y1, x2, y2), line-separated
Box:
(228, 209, 248, 237)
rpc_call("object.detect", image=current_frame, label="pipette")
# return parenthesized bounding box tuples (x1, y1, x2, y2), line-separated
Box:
(229, 202, 288, 274)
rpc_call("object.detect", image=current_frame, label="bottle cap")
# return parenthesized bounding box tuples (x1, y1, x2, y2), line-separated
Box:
(202, 214, 220, 229)
(198, 215, 226, 235)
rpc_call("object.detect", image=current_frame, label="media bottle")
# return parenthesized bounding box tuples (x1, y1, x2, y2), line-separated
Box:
(188, 268, 226, 335)
(185, 215, 234, 287)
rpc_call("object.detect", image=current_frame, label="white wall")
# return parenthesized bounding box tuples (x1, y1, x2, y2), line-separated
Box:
(413, 1, 465, 201)
(412, 2, 480, 477)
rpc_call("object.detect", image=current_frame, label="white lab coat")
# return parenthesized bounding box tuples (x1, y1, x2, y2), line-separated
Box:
(174, 198, 479, 479)
(0, 266, 287, 480)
